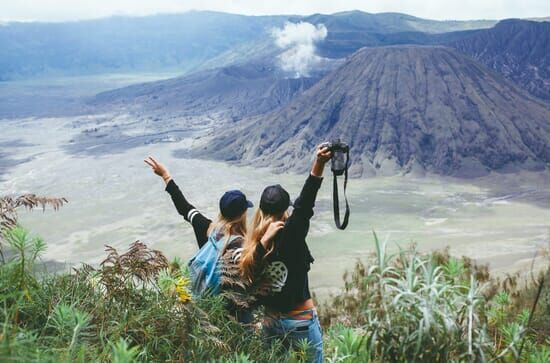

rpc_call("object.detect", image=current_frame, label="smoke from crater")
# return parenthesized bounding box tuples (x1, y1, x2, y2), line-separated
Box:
(271, 22, 328, 78)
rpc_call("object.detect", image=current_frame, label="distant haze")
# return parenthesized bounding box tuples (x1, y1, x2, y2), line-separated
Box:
(2, 0, 550, 22)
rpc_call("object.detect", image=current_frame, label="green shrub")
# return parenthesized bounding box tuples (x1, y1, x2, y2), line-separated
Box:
(325, 325, 370, 362)
(109, 338, 142, 363)
(319, 232, 550, 363)
(0, 226, 288, 362)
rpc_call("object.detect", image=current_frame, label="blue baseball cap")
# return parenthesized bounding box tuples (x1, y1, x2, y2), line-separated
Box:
(219, 190, 253, 219)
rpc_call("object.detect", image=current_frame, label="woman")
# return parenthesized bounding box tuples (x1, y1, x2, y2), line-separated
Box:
(239, 146, 332, 362)
(144, 156, 253, 321)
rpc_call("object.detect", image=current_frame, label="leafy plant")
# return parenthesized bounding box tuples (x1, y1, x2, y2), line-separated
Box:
(318, 232, 548, 363)
(288, 338, 312, 363)
(0, 194, 65, 265)
(326, 325, 370, 362)
(45, 303, 92, 361)
(217, 352, 254, 363)
(109, 338, 142, 363)
(1, 226, 45, 299)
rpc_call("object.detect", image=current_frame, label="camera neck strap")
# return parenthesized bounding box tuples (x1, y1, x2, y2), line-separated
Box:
(332, 150, 350, 230)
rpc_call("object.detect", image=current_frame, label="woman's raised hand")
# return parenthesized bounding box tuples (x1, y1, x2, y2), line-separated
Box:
(316, 145, 332, 164)
(144, 156, 172, 184)
(260, 221, 285, 248)
(311, 145, 332, 177)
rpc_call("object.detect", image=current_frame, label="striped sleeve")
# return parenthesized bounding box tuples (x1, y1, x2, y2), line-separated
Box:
(165, 179, 212, 248)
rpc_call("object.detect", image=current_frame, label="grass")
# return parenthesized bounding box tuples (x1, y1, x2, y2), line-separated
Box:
(0, 197, 548, 362)
(319, 233, 550, 362)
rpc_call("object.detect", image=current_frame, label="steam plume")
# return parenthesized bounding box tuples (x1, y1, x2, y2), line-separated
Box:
(271, 22, 328, 78)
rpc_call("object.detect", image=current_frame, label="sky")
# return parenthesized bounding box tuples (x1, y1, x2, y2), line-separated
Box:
(2, 0, 549, 22)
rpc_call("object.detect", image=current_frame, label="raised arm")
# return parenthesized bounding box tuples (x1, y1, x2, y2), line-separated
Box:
(145, 156, 212, 247)
(280, 146, 332, 241)
(310, 145, 332, 178)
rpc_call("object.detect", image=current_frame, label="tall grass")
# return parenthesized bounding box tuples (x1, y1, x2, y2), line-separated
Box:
(320, 233, 550, 363)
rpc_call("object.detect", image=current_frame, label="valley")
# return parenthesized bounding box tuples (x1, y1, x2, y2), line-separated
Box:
(0, 79, 548, 297)
(2, 4, 550, 361)
(1, 11, 549, 299)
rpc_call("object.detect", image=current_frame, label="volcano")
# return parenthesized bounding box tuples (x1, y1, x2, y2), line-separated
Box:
(195, 46, 550, 177)
(91, 59, 331, 121)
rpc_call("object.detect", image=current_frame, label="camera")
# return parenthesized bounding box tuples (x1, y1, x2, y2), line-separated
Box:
(320, 139, 349, 176)
(320, 139, 350, 230)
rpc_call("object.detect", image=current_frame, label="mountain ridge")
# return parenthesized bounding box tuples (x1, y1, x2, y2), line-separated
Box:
(191, 45, 550, 177)
(0, 11, 496, 80)
(91, 57, 342, 120)
(450, 19, 550, 100)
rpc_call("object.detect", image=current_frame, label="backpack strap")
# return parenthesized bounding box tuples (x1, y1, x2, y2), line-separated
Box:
(220, 235, 243, 256)
(208, 227, 242, 255)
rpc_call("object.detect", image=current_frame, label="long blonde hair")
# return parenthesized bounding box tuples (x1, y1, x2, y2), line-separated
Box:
(239, 208, 288, 283)
(208, 212, 247, 253)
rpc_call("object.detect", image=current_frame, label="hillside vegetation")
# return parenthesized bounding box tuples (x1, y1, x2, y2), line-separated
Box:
(0, 196, 548, 362)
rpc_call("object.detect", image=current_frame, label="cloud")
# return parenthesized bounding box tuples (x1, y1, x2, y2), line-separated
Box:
(271, 22, 328, 78)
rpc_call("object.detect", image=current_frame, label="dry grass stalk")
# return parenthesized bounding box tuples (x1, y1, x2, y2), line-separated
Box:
(99, 241, 169, 299)
(0, 194, 68, 230)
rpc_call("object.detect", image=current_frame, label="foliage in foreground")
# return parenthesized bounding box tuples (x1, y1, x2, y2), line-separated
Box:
(319, 234, 550, 363)
(0, 217, 548, 362)
(0, 226, 294, 362)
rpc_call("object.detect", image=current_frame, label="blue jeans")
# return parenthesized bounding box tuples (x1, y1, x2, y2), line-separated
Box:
(263, 309, 324, 363)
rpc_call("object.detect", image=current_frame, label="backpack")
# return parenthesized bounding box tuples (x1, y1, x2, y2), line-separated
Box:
(188, 229, 239, 296)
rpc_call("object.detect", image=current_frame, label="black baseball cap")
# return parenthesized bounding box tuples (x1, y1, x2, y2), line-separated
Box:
(259, 184, 291, 215)
(219, 190, 253, 219)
